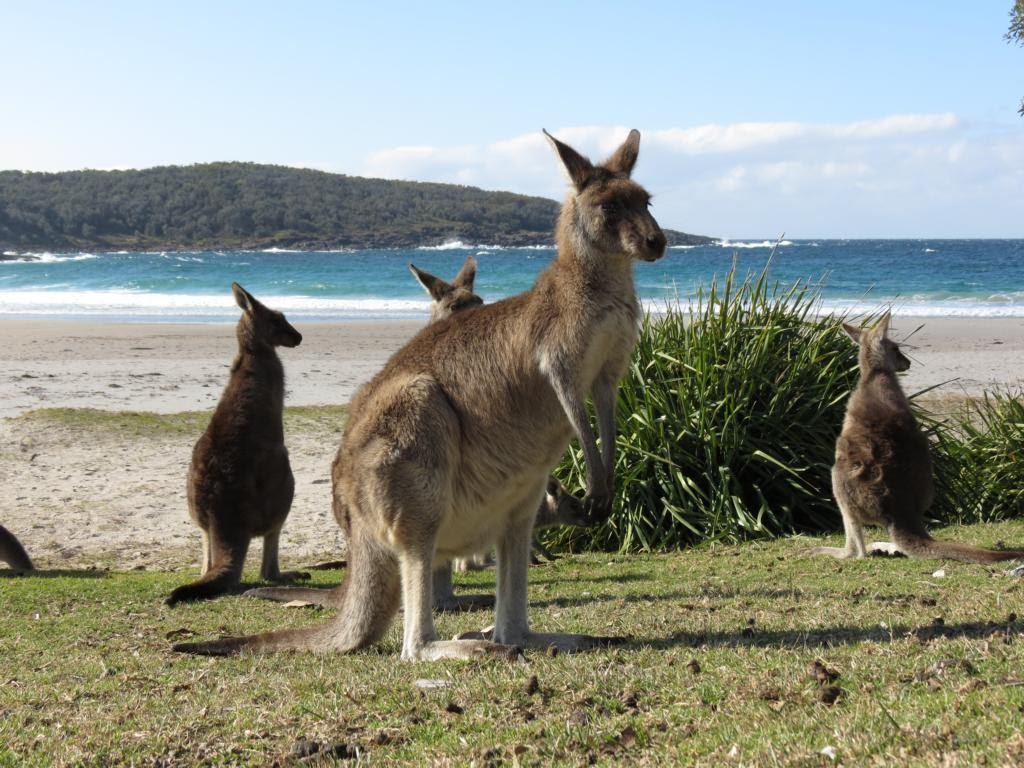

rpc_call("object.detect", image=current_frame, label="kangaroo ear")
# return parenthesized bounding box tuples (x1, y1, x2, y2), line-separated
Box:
(603, 129, 641, 176)
(453, 256, 477, 291)
(408, 263, 452, 302)
(841, 322, 863, 343)
(543, 129, 595, 190)
(874, 311, 891, 336)
(231, 282, 253, 313)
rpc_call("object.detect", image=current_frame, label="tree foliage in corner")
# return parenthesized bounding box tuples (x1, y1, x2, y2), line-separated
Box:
(1009, 0, 1024, 116)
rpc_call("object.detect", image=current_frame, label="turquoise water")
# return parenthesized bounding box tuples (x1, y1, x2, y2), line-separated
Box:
(1, 239, 1023, 321)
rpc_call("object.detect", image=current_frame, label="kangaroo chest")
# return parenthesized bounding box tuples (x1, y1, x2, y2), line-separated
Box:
(578, 300, 640, 388)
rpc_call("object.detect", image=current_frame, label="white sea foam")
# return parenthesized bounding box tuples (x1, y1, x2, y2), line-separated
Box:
(417, 241, 553, 251)
(417, 240, 470, 251)
(0, 290, 433, 319)
(0, 252, 99, 264)
(261, 247, 303, 253)
(717, 239, 794, 249)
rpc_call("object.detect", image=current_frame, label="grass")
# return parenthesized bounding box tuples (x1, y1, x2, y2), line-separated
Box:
(15, 405, 349, 438)
(4, 523, 1024, 766)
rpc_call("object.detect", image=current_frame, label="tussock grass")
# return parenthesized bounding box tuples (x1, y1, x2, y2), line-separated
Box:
(554, 265, 860, 552)
(552, 264, 1024, 553)
(931, 391, 1024, 525)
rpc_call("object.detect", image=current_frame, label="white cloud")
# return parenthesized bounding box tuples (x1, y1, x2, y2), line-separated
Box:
(357, 113, 1024, 237)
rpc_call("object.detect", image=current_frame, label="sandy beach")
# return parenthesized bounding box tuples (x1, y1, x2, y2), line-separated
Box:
(1, 316, 1023, 571)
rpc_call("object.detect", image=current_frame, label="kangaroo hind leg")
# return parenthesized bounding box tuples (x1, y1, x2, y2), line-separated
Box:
(260, 523, 310, 582)
(810, 498, 868, 559)
(460, 488, 625, 652)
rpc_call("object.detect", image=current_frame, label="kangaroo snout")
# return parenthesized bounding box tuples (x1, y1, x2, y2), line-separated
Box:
(645, 231, 667, 260)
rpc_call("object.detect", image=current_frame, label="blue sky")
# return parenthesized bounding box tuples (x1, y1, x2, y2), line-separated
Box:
(2, 0, 1022, 237)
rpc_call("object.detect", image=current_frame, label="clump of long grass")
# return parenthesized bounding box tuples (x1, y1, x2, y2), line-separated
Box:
(930, 391, 1024, 525)
(551, 263, 860, 552)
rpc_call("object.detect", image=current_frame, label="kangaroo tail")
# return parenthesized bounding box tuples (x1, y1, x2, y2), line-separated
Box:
(891, 527, 1024, 564)
(0, 525, 34, 571)
(165, 538, 248, 606)
(243, 584, 341, 607)
(172, 530, 400, 656)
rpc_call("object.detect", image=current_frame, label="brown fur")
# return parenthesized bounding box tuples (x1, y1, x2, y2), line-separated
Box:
(409, 256, 483, 323)
(174, 128, 664, 659)
(165, 283, 308, 606)
(0, 525, 34, 571)
(244, 260, 593, 611)
(812, 313, 1024, 564)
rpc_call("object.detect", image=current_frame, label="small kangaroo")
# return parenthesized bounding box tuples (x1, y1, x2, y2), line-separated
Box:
(0, 525, 34, 572)
(166, 283, 308, 606)
(408, 257, 483, 323)
(812, 313, 1024, 563)
(173, 128, 665, 659)
(245, 258, 592, 612)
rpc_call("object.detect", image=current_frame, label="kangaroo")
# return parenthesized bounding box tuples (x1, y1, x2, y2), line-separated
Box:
(245, 258, 592, 612)
(408, 257, 483, 323)
(811, 313, 1024, 563)
(165, 283, 308, 606)
(173, 128, 665, 659)
(0, 525, 34, 572)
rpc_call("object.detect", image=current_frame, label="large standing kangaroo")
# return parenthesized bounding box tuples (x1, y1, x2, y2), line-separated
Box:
(174, 128, 666, 659)
(812, 313, 1024, 563)
(244, 258, 592, 612)
(165, 283, 307, 606)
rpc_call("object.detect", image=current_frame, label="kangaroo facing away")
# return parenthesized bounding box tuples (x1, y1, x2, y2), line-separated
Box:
(173, 128, 665, 659)
(244, 258, 593, 612)
(0, 525, 34, 572)
(811, 313, 1024, 563)
(165, 283, 308, 606)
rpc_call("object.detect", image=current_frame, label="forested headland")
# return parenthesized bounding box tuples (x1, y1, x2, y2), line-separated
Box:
(0, 163, 713, 251)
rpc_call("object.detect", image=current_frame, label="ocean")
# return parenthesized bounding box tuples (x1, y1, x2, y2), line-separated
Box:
(1, 239, 1023, 322)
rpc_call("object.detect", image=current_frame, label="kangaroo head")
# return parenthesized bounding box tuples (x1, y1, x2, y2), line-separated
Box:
(842, 312, 910, 373)
(535, 476, 592, 530)
(232, 282, 303, 350)
(408, 256, 483, 323)
(545, 128, 666, 264)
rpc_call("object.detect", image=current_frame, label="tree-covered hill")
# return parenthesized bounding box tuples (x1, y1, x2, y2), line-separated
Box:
(0, 163, 713, 251)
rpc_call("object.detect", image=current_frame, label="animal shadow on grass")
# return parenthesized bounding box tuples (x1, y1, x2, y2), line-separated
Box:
(639, 618, 1024, 651)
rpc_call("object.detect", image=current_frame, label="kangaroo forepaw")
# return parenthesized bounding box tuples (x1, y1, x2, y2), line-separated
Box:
(582, 491, 613, 523)
(268, 570, 311, 582)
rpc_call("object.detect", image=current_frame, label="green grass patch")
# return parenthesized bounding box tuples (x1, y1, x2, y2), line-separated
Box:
(3, 524, 1024, 765)
(14, 405, 348, 439)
